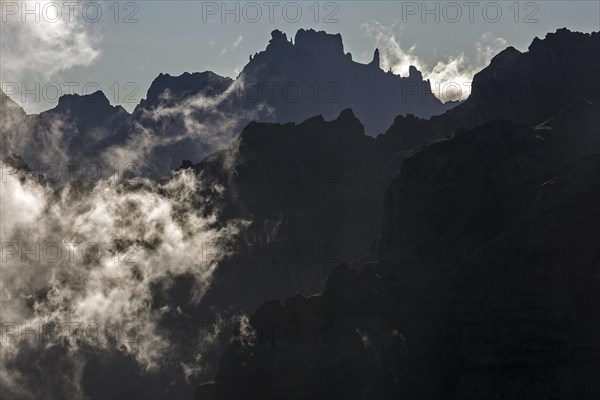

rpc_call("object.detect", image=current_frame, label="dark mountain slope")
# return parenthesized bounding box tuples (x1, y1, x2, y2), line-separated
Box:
(195, 96, 600, 399)
(190, 108, 412, 316)
(384, 29, 600, 151)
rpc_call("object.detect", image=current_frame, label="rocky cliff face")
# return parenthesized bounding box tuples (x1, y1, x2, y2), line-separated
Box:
(195, 97, 600, 399)
(187, 108, 413, 316)
(3, 27, 598, 399)
(194, 29, 600, 399)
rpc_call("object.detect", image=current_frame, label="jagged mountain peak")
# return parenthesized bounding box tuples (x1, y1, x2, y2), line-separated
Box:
(53, 90, 127, 116)
(237, 28, 445, 134)
(408, 65, 423, 80)
(369, 49, 381, 68)
(142, 71, 233, 108)
(529, 27, 598, 51)
(269, 29, 289, 44)
(294, 28, 344, 55)
(57, 90, 108, 105)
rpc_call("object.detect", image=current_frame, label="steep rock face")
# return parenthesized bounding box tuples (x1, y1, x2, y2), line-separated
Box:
(536, 98, 600, 163)
(142, 109, 419, 398)
(191, 31, 600, 398)
(378, 120, 551, 258)
(379, 96, 600, 260)
(195, 97, 600, 399)
(191, 109, 410, 315)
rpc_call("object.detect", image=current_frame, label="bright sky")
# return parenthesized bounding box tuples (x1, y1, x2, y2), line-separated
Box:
(1, 0, 599, 113)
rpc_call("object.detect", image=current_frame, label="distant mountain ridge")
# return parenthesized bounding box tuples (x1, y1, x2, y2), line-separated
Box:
(2, 28, 457, 178)
(384, 28, 600, 149)
(236, 29, 453, 134)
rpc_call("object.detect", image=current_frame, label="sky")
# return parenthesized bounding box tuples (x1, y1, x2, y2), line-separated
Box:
(1, 0, 599, 113)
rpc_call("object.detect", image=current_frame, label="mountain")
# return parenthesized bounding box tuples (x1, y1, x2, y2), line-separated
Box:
(138, 71, 234, 110)
(0, 89, 27, 122)
(2, 27, 598, 399)
(194, 29, 600, 399)
(1, 90, 131, 183)
(383, 29, 600, 151)
(195, 97, 600, 399)
(126, 29, 453, 176)
(38, 91, 132, 157)
(451, 28, 599, 128)
(182, 26, 600, 314)
(238, 29, 453, 134)
(4, 29, 597, 181)
(183, 108, 412, 318)
(2, 29, 451, 179)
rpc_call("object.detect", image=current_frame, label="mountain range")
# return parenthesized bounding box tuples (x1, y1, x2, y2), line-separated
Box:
(1, 27, 598, 400)
(193, 28, 600, 400)
(1, 29, 455, 180)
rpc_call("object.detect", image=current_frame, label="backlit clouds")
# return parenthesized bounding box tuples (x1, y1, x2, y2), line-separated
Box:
(362, 21, 508, 101)
(0, 0, 101, 113)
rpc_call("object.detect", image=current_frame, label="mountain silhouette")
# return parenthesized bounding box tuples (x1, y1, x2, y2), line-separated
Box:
(195, 97, 600, 400)
(194, 28, 600, 400)
(238, 29, 453, 134)
(1, 26, 599, 400)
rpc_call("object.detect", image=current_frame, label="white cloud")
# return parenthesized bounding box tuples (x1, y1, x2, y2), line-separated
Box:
(0, 0, 102, 113)
(361, 21, 508, 102)
(0, 163, 249, 398)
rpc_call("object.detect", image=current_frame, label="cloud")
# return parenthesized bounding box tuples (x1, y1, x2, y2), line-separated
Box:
(361, 21, 508, 102)
(0, 1, 100, 78)
(233, 35, 243, 49)
(0, 0, 102, 112)
(0, 163, 249, 399)
(103, 76, 273, 178)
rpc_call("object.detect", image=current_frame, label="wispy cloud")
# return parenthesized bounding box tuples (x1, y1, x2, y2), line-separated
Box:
(233, 35, 243, 49)
(0, 163, 249, 398)
(0, 1, 101, 81)
(362, 21, 508, 102)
